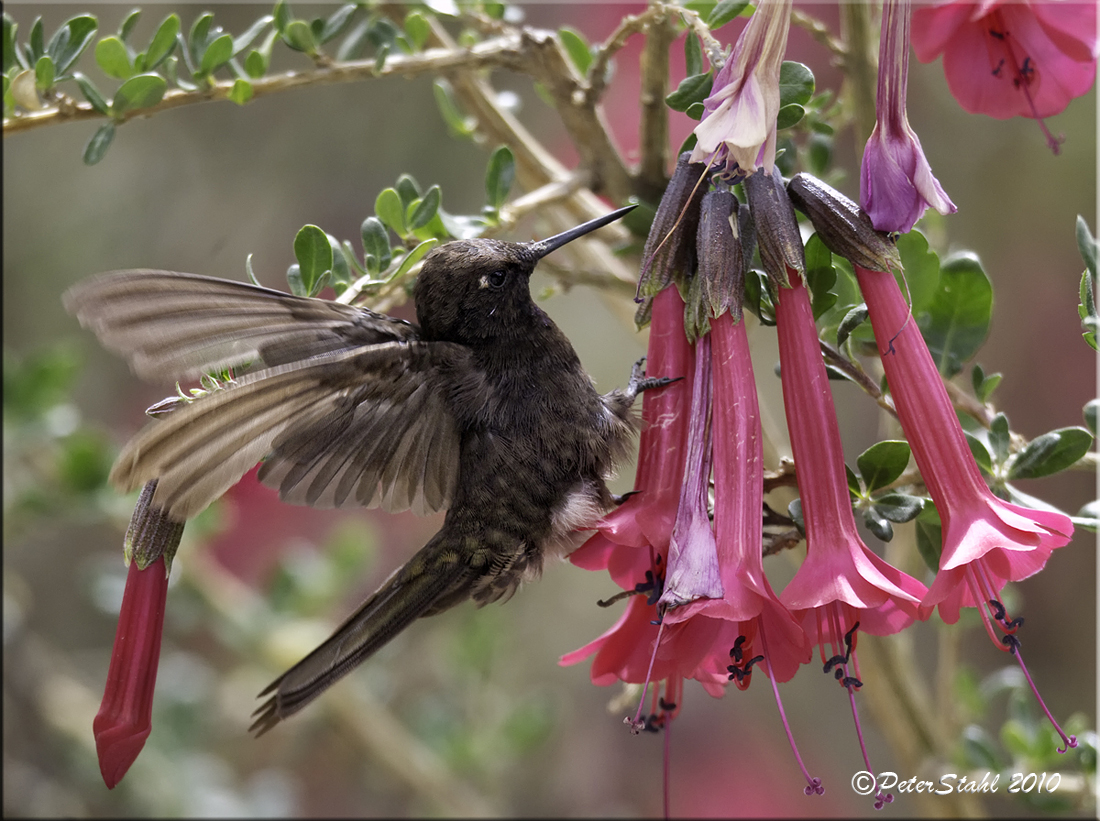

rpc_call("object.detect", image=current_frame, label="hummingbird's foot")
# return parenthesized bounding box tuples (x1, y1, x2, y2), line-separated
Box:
(611, 490, 641, 506)
(625, 356, 682, 400)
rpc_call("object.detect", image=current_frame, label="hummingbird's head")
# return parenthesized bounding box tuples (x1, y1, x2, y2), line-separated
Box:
(413, 206, 635, 344)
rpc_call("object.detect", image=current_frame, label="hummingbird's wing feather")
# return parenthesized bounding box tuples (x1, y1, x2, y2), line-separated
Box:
(110, 342, 465, 519)
(63, 270, 418, 383)
(250, 534, 475, 736)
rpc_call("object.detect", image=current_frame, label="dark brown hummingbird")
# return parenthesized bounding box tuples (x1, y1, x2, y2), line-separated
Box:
(64, 206, 669, 735)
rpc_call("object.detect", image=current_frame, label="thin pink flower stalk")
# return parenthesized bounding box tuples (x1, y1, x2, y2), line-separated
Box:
(690, 0, 792, 178)
(774, 270, 928, 810)
(853, 263, 1077, 753)
(93, 556, 169, 789)
(861, 0, 956, 234)
(911, 1, 1098, 153)
(665, 311, 822, 795)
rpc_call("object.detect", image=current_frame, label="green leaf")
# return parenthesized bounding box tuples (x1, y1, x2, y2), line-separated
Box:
(327, 232, 350, 286)
(970, 363, 1002, 403)
(165, 54, 198, 91)
(776, 103, 804, 130)
(685, 101, 705, 121)
(34, 55, 54, 91)
(228, 77, 252, 104)
(665, 71, 712, 112)
(293, 224, 333, 297)
(872, 492, 924, 524)
(484, 145, 515, 211)
(404, 11, 431, 50)
(395, 174, 421, 209)
(920, 252, 992, 377)
(111, 73, 166, 114)
(558, 27, 592, 77)
(390, 238, 438, 283)
(684, 31, 703, 78)
(188, 13, 214, 68)
(433, 79, 474, 137)
(199, 33, 233, 75)
(28, 17, 44, 62)
(375, 187, 406, 236)
(707, 0, 749, 29)
(836, 303, 868, 348)
(273, 1, 291, 34)
(895, 230, 940, 315)
(863, 508, 894, 542)
(857, 440, 911, 493)
(408, 185, 442, 232)
(119, 8, 141, 43)
(49, 16, 97, 76)
(95, 36, 132, 79)
(3, 14, 18, 73)
(244, 253, 261, 286)
(988, 412, 1010, 464)
(914, 501, 943, 572)
(72, 71, 109, 114)
(1077, 215, 1097, 278)
(232, 14, 272, 56)
(82, 121, 115, 165)
(286, 263, 305, 296)
(964, 431, 994, 475)
(244, 49, 266, 79)
(1009, 427, 1094, 480)
(283, 20, 316, 54)
(361, 216, 391, 274)
(144, 14, 179, 70)
(1084, 399, 1097, 436)
(804, 234, 837, 320)
(778, 60, 814, 108)
(320, 4, 357, 44)
(846, 463, 861, 497)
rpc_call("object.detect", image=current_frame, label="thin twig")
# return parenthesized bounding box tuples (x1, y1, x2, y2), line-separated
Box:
(4, 35, 524, 136)
(791, 8, 847, 59)
(637, 3, 675, 200)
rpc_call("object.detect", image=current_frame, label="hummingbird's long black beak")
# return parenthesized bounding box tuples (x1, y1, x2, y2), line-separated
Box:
(527, 205, 636, 259)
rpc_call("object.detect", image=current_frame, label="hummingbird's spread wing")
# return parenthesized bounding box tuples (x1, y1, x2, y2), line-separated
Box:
(63, 270, 418, 383)
(108, 341, 466, 520)
(65, 270, 464, 520)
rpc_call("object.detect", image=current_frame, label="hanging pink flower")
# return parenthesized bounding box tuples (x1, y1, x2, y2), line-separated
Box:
(691, 0, 793, 177)
(861, 0, 956, 233)
(93, 556, 169, 789)
(911, 1, 1098, 152)
(853, 263, 1077, 753)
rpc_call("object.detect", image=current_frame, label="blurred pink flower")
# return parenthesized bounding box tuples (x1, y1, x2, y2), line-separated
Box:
(911, 1, 1098, 152)
(93, 557, 168, 789)
(861, 0, 956, 233)
(853, 264, 1077, 752)
(691, 0, 792, 177)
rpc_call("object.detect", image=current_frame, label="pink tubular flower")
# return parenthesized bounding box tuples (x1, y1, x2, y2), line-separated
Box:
(690, 0, 792, 177)
(665, 311, 822, 795)
(861, 0, 956, 234)
(93, 556, 169, 789)
(769, 245, 927, 807)
(911, 1, 1098, 152)
(853, 263, 1077, 752)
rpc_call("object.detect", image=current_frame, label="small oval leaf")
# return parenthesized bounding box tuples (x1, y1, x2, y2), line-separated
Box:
(408, 185, 441, 231)
(484, 145, 515, 210)
(111, 72, 166, 114)
(375, 187, 406, 236)
(94, 35, 132, 79)
(82, 121, 115, 165)
(293, 224, 333, 296)
(1008, 427, 1094, 480)
(857, 440, 911, 492)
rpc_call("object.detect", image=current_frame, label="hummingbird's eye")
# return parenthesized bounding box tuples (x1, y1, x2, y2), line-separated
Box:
(487, 270, 507, 289)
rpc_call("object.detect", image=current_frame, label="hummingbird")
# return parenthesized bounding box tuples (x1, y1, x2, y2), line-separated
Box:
(64, 205, 671, 735)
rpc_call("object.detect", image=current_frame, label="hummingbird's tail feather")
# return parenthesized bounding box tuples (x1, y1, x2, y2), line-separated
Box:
(250, 536, 473, 736)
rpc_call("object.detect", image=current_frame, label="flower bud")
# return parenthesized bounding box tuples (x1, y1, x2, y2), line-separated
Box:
(786, 173, 902, 273)
(124, 480, 185, 573)
(696, 189, 745, 325)
(743, 168, 804, 289)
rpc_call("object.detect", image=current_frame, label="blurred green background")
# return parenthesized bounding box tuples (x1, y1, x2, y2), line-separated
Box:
(4, 2, 1095, 817)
